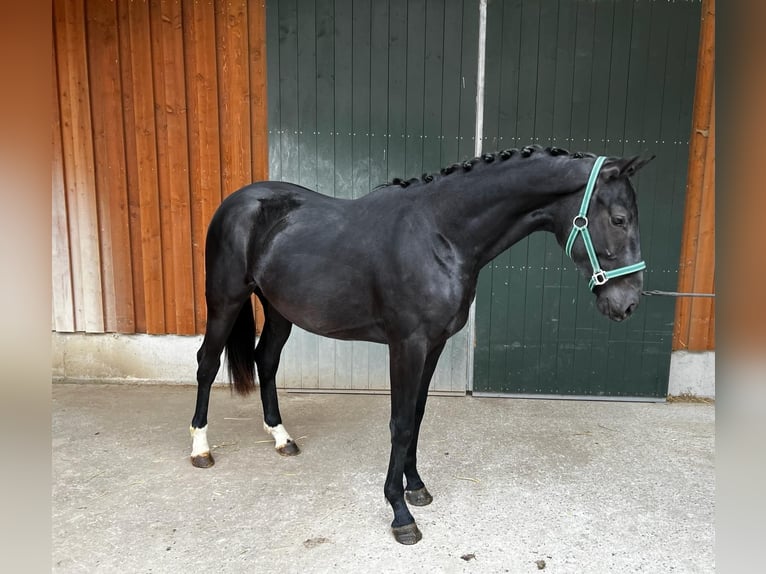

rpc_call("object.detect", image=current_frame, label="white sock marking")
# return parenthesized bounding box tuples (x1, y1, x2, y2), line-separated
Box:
(190, 425, 210, 457)
(263, 422, 293, 449)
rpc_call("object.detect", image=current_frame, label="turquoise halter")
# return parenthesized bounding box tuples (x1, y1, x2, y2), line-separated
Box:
(565, 156, 647, 291)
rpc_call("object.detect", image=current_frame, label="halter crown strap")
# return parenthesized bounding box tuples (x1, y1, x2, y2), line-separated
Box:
(565, 156, 646, 291)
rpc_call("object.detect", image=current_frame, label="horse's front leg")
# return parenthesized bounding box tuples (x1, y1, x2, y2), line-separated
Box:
(403, 341, 446, 508)
(384, 337, 429, 545)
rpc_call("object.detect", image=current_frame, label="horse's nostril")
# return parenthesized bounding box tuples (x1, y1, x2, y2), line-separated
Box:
(625, 302, 637, 317)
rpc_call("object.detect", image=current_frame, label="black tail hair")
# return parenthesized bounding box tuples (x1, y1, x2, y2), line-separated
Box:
(225, 297, 257, 396)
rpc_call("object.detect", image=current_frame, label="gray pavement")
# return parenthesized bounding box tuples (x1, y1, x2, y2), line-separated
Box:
(52, 383, 714, 573)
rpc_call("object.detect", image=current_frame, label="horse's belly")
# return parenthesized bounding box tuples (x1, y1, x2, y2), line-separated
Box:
(270, 294, 387, 343)
(254, 236, 472, 345)
(256, 258, 387, 343)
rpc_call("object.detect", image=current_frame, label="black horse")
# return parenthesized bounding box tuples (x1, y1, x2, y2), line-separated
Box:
(189, 145, 653, 544)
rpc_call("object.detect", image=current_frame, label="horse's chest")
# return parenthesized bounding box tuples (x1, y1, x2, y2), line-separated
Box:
(409, 272, 474, 338)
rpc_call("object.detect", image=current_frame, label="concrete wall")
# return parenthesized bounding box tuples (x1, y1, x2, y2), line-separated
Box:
(667, 350, 716, 398)
(52, 333, 226, 386)
(52, 333, 715, 398)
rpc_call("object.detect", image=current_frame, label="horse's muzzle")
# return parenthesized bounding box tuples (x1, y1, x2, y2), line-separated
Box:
(597, 289, 640, 322)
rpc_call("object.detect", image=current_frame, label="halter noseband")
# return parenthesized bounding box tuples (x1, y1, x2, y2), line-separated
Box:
(565, 156, 646, 291)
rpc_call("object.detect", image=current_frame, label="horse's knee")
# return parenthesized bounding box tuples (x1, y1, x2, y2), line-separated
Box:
(389, 420, 414, 447)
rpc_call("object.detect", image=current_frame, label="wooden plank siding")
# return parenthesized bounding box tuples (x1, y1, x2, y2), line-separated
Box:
(54, 0, 105, 333)
(673, 0, 715, 351)
(85, 0, 135, 333)
(52, 45, 76, 333)
(52, 0, 269, 335)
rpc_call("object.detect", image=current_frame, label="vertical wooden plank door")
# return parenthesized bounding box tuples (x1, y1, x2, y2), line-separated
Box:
(473, 0, 703, 397)
(267, 0, 477, 392)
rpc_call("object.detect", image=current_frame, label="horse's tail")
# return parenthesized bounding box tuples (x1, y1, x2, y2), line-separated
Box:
(225, 297, 257, 396)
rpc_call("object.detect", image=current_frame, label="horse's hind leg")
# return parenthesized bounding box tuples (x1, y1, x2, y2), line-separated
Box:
(190, 297, 249, 468)
(255, 295, 299, 456)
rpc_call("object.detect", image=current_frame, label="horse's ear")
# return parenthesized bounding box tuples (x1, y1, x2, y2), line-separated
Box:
(601, 155, 656, 180)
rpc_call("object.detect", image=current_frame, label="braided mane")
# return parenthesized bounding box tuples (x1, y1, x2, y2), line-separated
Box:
(383, 144, 596, 189)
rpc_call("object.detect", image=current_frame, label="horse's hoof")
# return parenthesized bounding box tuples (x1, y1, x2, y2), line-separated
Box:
(405, 487, 433, 507)
(191, 452, 215, 468)
(277, 440, 300, 456)
(392, 522, 422, 545)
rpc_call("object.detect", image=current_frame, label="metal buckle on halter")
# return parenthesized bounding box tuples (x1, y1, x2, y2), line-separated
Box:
(572, 215, 588, 230)
(591, 270, 608, 286)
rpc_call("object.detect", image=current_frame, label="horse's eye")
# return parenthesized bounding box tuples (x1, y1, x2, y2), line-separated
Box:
(610, 215, 626, 227)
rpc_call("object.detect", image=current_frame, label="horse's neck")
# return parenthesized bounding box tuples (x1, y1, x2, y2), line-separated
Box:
(425, 158, 586, 273)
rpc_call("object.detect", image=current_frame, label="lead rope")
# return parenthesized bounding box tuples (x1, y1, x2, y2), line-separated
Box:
(641, 290, 715, 298)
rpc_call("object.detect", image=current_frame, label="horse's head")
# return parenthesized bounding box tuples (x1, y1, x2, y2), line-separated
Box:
(561, 155, 654, 322)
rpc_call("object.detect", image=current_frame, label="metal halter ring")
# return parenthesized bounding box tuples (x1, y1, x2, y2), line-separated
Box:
(572, 215, 588, 230)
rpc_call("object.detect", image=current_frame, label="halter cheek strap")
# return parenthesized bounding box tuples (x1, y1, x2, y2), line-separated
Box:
(565, 156, 647, 291)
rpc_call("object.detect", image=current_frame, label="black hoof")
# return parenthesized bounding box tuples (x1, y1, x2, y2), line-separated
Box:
(392, 522, 422, 545)
(191, 452, 215, 468)
(277, 440, 300, 456)
(405, 487, 433, 507)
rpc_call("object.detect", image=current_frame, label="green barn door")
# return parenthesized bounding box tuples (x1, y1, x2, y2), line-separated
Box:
(267, 0, 478, 392)
(473, 0, 702, 397)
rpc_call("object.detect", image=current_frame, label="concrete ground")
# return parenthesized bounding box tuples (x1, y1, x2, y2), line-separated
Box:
(52, 383, 714, 573)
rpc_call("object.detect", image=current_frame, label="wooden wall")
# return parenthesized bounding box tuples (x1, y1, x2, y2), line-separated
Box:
(53, 0, 714, 358)
(673, 0, 715, 351)
(52, 0, 268, 334)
